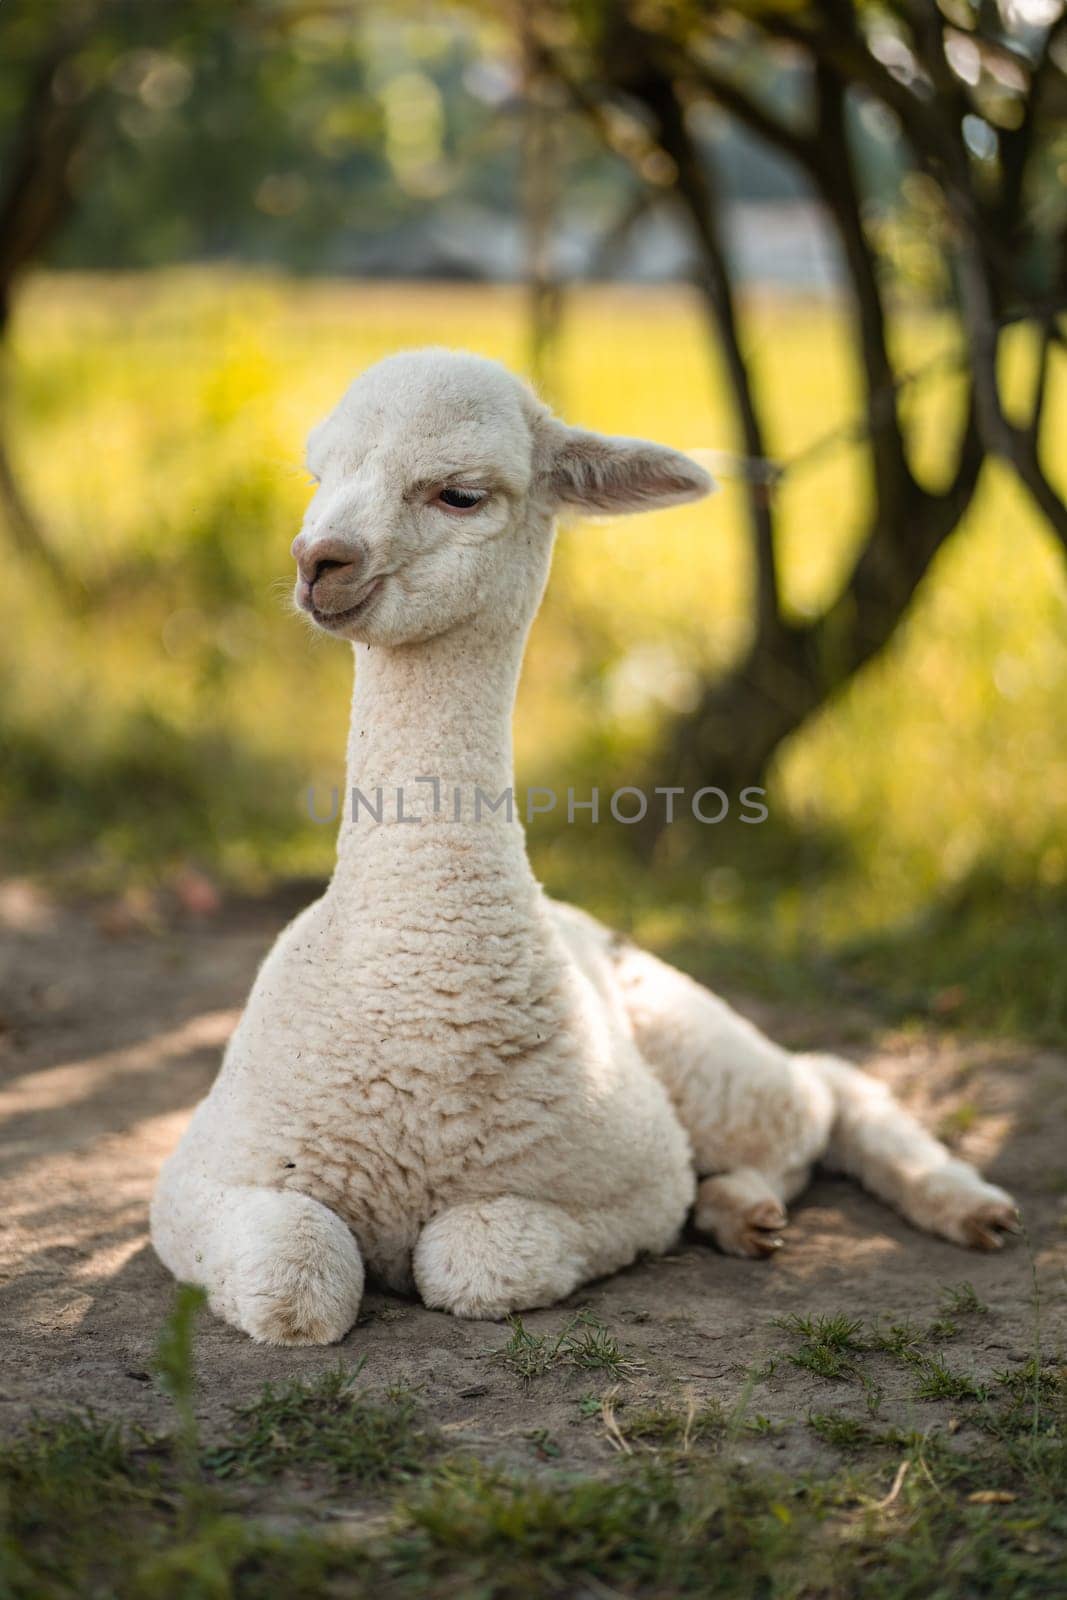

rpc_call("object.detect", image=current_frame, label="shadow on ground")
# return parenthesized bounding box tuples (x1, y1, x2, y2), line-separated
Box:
(1, 880, 1064, 1481)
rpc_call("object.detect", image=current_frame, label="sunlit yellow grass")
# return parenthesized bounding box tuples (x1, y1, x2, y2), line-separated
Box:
(4, 270, 1066, 946)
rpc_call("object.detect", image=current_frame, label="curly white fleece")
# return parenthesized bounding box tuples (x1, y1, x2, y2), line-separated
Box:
(151, 349, 1017, 1345)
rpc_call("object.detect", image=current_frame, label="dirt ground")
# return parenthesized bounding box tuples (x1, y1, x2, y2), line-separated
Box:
(2, 878, 1065, 1483)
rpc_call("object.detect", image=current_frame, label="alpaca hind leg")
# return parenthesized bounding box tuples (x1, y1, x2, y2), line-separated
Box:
(610, 944, 834, 1231)
(807, 1053, 1019, 1249)
(151, 1161, 364, 1345)
(695, 1168, 789, 1257)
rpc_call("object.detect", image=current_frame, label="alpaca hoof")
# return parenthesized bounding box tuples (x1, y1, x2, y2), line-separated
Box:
(733, 1199, 788, 1259)
(960, 1200, 1021, 1252)
(695, 1180, 789, 1259)
(918, 1170, 1020, 1251)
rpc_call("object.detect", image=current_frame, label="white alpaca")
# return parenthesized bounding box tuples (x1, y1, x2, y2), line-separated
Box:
(151, 349, 1018, 1345)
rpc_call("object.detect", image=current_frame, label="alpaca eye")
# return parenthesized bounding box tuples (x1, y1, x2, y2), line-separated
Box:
(437, 486, 487, 511)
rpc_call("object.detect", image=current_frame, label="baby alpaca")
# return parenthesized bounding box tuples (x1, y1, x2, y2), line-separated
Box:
(151, 349, 1018, 1345)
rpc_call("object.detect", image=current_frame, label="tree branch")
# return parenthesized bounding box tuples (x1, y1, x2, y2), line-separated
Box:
(1031, 317, 1056, 446)
(588, 183, 659, 279)
(638, 70, 782, 642)
(0, 21, 96, 334)
(998, 10, 1067, 238)
(661, 42, 919, 524)
(756, 6, 964, 190)
(956, 238, 1067, 553)
(537, 31, 783, 636)
(810, 62, 915, 520)
(683, 54, 822, 171)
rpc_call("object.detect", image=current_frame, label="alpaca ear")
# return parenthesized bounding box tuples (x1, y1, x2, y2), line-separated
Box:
(546, 424, 714, 514)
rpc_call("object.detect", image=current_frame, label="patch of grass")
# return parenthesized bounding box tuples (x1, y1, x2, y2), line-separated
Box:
(941, 1282, 989, 1318)
(741, 1414, 779, 1437)
(777, 1305, 1004, 1405)
(913, 1354, 988, 1403)
(0, 1409, 137, 1509)
(995, 1356, 1064, 1404)
(979, 1357, 1067, 1443)
(523, 1428, 563, 1461)
(564, 1315, 635, 1378)
(0, 1286, 209, 1584)
(790, 1342, 859, 1380)
(615, 1396, 727, 1452)
(203, 1368, 436, 1487)
(868, 1317, 929, 1364)
(391, 1458, 805, 1597)
(486, 1316, 558, 1383)
(153, 1282, 207, 1486)
(0, 1410, 166, 1597)
(807, 1413, 924, 1455)
(796, 1344, 857, 1382)
(808, 1412, 872, 1450)
(774, 1313, 866, 1349)
(489, 1313, 637, 1384)
(4, 1357, 1067, 1599)
(928, 1316, 961, 1341)
(3, 1238, 1066, 1597)
(869, 1300, 992, 1363)
(0, 1431, 352, 1600)
(860, 1375, 886, 1417)
(774, 1312, 866, 1380)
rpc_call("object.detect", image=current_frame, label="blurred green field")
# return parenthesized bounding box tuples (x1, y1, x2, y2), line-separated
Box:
(3, 271, 1066, 1038)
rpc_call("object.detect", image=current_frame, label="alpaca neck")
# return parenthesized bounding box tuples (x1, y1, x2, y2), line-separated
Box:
(332, 619, 527, 880)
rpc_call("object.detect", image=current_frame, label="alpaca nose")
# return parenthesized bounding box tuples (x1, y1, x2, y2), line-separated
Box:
(292, 535, 365, 588)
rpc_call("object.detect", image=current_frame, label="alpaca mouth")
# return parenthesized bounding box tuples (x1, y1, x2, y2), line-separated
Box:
(308, 577, 384, 630)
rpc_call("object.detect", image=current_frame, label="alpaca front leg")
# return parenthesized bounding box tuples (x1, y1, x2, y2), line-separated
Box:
(414, 1197, 601, 1319)
(151, 1166, 364, 1346)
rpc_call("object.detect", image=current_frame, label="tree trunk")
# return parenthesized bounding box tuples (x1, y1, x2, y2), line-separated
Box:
(0, 19, 95, 586)
(660, 439, 982, 793)
(0, 31, 91, 331)
(607, 51, 986, 799)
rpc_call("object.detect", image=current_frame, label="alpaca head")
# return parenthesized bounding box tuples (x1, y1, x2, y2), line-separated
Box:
(292, 347, 713, 647)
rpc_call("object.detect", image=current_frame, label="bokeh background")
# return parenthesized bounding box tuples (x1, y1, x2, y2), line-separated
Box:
(2, 0, 1065, 1042)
